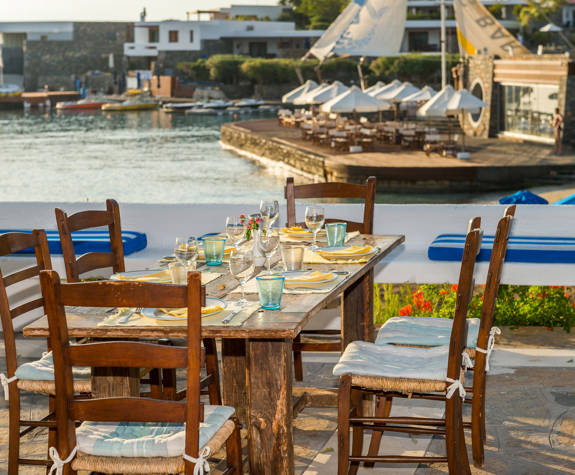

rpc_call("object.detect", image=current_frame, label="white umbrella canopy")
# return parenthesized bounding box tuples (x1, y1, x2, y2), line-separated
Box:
(540, 22, 562, 32)
(445, 89, 488, 114)
(295, 80, 349, 105)
(369, 79, 401, 97)
(293, 82, 331, 105)
(364, 81, 386, 95)
(282, 79, 318, 104)
(385, 82, 421, 102)
(319, 85, 391, 113)
(402, 85, 436, 103)
(416, 85, 456, 118)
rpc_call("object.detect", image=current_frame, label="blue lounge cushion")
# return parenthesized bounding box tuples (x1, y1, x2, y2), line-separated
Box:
(15, 351, 91, 380)
(375, 316, 480, 348)
(75, 405, 235, 457)
(428, 234, 575, 263)
(0, 230, 147, 256)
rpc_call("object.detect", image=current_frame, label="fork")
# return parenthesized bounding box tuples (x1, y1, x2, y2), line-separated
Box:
(119, 307, 142, 324)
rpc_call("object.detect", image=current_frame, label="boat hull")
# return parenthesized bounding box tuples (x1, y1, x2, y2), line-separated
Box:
(102, 103, 159, 111)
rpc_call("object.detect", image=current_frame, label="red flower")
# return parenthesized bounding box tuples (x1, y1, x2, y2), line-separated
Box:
(255, 217, 261, 224)
(399, 304, 413, 316)
(451, 284, 458, 292)
(421, 300, 433, 313)
(440, 289, 447, 295)
(480, 295, 484, 301)
(565, 292, 570, 298)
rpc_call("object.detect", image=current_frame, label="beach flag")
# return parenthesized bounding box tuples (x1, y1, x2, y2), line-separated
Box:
(453, 0, 532, 57)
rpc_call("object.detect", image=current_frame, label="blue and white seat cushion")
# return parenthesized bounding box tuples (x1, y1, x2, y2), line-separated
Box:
(333, 341, 466, 398)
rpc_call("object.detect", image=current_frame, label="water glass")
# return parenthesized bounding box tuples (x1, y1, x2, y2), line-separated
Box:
(226, 216, 245, 248)
(305, 205, 325, 249)
(229, 247, 255, 306)
(169, 262, 189, 284)
(174, 236, 198, 267)
(260, 200, 280, 229)
(203, 237, 227, 266)
(280, 244, 305, 271)
(257, 228, 280, 273)
(256, 275, 285, 310)
(325, 222, 347, 247)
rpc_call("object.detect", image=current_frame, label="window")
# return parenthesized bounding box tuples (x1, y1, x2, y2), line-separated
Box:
(190, 30, 194, 43)
(148, 26, 159, 43)
(169, 30, 179, 43)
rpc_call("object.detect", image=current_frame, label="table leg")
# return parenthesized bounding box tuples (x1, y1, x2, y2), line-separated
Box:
(221, 339, 248, 422)
(247, 338, 293, 475)
(342, 270, 374, 348)
(91, 367, 140, 398)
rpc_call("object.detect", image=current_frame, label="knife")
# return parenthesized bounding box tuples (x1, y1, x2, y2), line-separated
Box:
(222, 307, 243, 325)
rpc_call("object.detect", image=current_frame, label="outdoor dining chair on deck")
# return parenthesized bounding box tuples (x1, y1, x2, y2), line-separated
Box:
(285, 176, 376, 381)
(40, 270, 242, 475)
(366, 206, 515, 467)
(334, 226, 483, 474)
(0, 230, 91, 474)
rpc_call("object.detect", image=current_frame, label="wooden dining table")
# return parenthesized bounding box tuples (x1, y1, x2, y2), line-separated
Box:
(24, 233, 404, 475)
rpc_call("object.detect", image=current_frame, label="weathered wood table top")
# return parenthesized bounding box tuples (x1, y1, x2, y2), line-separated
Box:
(23, 234, 404, 340)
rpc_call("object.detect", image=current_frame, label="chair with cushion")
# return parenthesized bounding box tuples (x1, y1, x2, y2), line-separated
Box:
(41, 270, 242, 475)
(285, 176, 376, 381)
(367, 206, 514, 467)
(334, 227, 482, 474)
(0, 230, 91, 474)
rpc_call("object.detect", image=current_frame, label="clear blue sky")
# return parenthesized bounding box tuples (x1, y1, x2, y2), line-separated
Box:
(1, 0, 279, 22)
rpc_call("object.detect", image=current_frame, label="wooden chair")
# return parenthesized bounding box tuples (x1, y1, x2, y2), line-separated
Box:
(285, 176, 376, 381)
(40, 270, 242, 475)
(368, 206, 515, 467)
(55, 198, 125, 283)
(0, 230, 91, 474)
(334, 227, 482, 474)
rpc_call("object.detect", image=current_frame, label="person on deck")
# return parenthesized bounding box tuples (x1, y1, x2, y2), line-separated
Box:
(552, 108, 564, 155)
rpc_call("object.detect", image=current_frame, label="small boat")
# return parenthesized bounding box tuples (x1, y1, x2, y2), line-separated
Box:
(202, 100, 233, 110)
(161, 102, 197, 113)
(186, 107, 221, 115)
(102, 101, 158, 112)
(235, 98, 264, 108)
(0, 84, 22, 97)
(56, 99, 109, 111)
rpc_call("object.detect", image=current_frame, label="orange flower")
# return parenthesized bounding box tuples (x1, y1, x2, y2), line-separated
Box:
(421, 300, 433, 313)
(451, 284, 458, 292)
(440, 289, 447, 295)
(565, 292, 570, 298)
(399, 304, 413, 316)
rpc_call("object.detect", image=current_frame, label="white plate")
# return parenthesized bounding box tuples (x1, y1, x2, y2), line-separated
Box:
(282, 270, 338, 288)
(111, 269, 171, 282)
(140, 298, 227, 320)
(315, 246, 377, 259)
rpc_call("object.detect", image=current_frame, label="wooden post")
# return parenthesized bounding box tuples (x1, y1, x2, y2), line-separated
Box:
(342, 270, 374, 347)
(221, 339, 248, 422)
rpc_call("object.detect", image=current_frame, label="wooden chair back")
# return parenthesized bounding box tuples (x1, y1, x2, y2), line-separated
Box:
(285, 176, 376, 234)
(40, 270, 207, 474)
(55, 199, 125, 282)
(0, 231, 52, 387)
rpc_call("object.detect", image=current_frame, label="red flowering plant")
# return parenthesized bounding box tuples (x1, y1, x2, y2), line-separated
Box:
(239, 213, 261, 241)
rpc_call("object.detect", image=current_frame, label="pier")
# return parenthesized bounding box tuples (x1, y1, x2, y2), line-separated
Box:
(221, 119, 575, 193)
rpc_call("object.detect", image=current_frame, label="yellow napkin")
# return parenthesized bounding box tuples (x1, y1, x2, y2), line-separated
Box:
(281, 226, 325, 235)
(285, 271, 334, 283)
(115, 270, 171, 282)
(198, 247, 233, 257)
(156, 305, 224, 318)
(316, 245, 372, 256)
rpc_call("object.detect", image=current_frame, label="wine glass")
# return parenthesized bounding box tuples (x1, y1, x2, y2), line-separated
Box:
(257, 228, 280, 274)
(226, 216, 245, 248)
(260, 200, 280, 230)
(174, 236, 198, 268)
(305, 205, 325, 249)
(229, 247, 255, 306)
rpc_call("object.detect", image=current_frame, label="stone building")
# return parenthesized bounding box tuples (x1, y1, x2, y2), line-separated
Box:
(459, 53, 575, 146)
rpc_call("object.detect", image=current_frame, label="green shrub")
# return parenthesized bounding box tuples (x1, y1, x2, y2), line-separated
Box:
(205, 55, 249, 84)
(241, 58, 299, 84)
(176, 59, 210, 81)
(374, 283, 575, 332)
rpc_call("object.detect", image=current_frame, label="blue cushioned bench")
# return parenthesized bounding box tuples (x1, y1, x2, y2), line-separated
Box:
(0, 230, 147, 256)
(428, 234, 575, 263)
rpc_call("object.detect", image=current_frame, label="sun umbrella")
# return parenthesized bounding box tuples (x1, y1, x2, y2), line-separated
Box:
(499, 190, 548, 205)
(385, 82, 421, 102)
(320, 85, 390, 116)
(416, 85, 455, 118)
(364, 81, 386, 95)
(369, 79, 401, 98)
(445, 89, 488, 115)
(553, 193, 575, 205)
(293, 82, 330, 105)
(402, 86, 436, 103)
(282, 80, 318, 104)
(540, 23, 562, 32)
(294, 81, 349, 105)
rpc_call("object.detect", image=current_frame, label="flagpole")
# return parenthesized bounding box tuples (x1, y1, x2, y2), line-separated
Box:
(440, 0, 447, 88)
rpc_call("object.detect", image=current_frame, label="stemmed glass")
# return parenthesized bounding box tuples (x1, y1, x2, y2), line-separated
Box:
(226, 216, 245, 248)
(305, 205, 325, 249)
(229, 246, 255, 306)
(259, 200, 279, 230)
(174, 236, 198, 269)
(257, 228, 280, 274)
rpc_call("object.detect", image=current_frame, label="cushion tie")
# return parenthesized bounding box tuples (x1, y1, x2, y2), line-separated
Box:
(48, 446, 77, 475)
(0, 373, 17, 401)
(475, 326, 501, 371)
(445, 377, 466, 400)
(461, 352, 474, 371)
(183, 446, 211, 475)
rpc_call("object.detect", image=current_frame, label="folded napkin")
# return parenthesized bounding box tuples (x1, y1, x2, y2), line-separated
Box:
(115, 269, 171, 282)
(280, 230, 360, 244)
(285, 271, 334, 284)
(316, 245, 373, 256)
(233, 271, 345, 295)
(156, 305, 224, 318)
(281, 226, 326, 235)
(302, 247, 377, 265)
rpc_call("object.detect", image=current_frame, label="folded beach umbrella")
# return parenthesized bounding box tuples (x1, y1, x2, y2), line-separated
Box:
(416, 85, 455, 118)
(364, 81, 386, 95)
(320, 85, 390, 113)
(499, 190, 548, 205)
(295, 80, 349, 105)
(402, 85, 436, 103)
(293, 82, 330, 105)
(370, 79, 401, 98)
(445, 89, 488, 115)
(384, 82, 421, 102)
(554, 193, 575, 205)
(282, 79, 318, 104)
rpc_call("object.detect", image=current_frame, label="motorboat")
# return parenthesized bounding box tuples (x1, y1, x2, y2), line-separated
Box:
(102, 100, 159, 111)
(56, 99, 109, 110)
